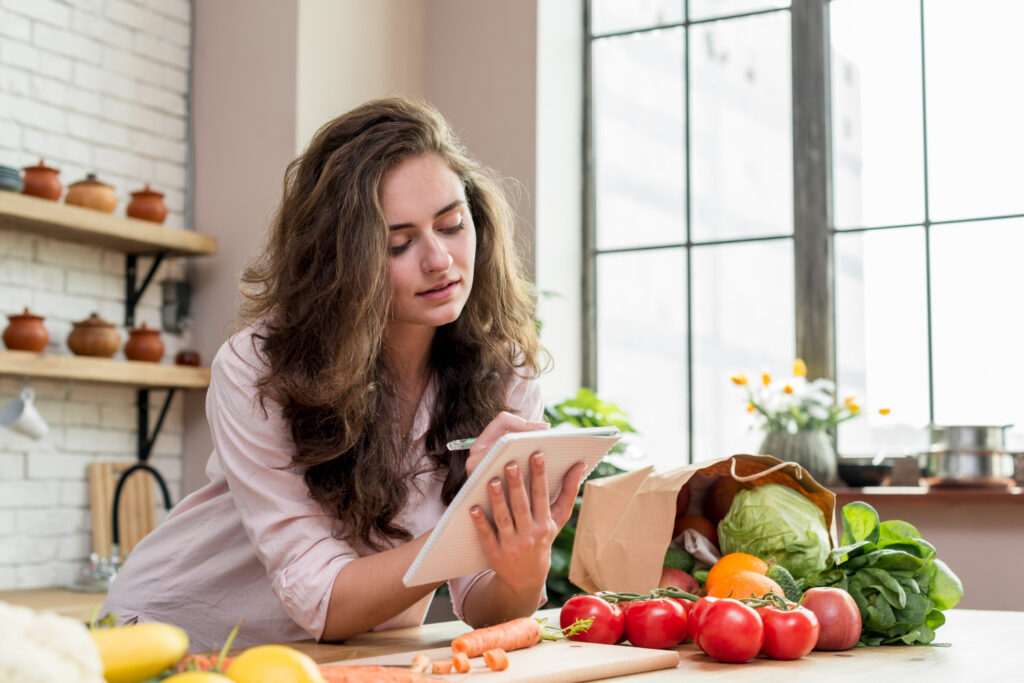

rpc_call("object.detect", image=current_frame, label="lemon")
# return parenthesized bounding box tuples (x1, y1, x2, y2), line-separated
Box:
(225, 645, 326, 683)
(164, 673, 234, 682)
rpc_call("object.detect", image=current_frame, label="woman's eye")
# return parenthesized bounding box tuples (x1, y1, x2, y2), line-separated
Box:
(441, 217, 464, 234)
(389, 241, 411, 255)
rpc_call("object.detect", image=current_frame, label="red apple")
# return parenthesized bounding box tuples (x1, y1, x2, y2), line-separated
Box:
(672, 514, 719, 549)
(659, 567, 700, 595)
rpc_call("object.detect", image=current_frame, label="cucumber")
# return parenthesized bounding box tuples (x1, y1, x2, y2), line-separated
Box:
(693, 568, 709, 586)
(766, 563, 802, 602)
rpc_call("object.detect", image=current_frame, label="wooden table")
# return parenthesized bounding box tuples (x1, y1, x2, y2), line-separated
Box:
(284, 607, 1020, 680)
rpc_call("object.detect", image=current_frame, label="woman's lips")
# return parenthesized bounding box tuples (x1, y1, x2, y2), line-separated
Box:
(417, 279, 459, 301)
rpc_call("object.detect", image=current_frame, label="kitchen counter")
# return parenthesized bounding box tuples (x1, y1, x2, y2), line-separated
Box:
(0, 587, 106, 622)
(282, 607, 1019, 680)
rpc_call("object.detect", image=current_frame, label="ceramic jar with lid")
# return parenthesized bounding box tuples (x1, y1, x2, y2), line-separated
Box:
(3, 308, 49, 352)
(21, 159, 63, 201)
(67, 313, 121, 358)
(65, 173, 117, 213)
(124, 322, 164, 363)
(126, 184, 168, 224)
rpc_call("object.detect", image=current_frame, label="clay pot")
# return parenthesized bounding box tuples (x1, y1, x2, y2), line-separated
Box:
(174, 350, 200, 366)
(65, 173, 117, 213)
(67, 313, 121, 358)
(124, 322, 164, 363)
(3, 308, 49, 352)
(126, 183, 168, 224)
(21, 159, 62, 200)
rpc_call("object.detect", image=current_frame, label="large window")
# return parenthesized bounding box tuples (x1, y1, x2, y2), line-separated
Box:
(587, 0, 1024, 470)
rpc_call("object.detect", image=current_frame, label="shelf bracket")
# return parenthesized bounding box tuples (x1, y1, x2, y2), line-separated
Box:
(136, 388, 176, 463)
(124, 253, 166, 327)
(109, 388, 177, 548)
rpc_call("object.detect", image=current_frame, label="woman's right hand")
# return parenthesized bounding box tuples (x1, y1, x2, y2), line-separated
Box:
(464, 411, 549, 476)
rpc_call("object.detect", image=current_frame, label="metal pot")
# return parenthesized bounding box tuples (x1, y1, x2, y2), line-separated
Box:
(919, 424, 1017, 488)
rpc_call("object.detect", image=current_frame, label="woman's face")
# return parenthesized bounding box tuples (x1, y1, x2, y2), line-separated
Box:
(382, 153, 477, 334)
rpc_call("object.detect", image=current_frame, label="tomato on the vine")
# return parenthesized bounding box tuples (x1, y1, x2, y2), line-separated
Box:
(623, 598, 688, 649)
(697, 598, 764, 663)
(687, 596, 718, 651)
(559, 594, 626, 644)
(756, 603, 819, 660)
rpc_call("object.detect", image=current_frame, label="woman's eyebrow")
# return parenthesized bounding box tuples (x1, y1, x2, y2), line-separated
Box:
(388, 199, 466, 230)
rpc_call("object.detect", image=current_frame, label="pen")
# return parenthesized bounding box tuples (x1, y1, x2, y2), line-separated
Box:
(446, 437, 476, 451)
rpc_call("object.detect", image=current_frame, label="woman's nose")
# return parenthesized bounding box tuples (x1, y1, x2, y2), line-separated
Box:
(422, 235, 453, 272)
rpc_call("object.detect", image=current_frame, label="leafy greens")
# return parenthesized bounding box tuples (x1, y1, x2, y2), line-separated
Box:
(803, 501, 964, 646)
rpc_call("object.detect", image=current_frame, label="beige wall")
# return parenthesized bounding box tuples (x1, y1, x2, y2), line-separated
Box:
(296, 0, 427, 150)
(185, 0, 301, 492)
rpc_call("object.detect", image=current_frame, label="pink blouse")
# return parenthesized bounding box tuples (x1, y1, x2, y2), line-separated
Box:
(102, 327, 544, 653)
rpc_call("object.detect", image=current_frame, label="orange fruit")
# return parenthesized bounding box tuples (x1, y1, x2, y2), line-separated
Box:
(705, 552, 769, 591)
(706, 570, 783, 599)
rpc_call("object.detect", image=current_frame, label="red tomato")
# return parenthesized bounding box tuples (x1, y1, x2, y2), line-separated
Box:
(559, 594, 625, 645)
(756, 603, 820, 660)
(624, 598, 688, 649)
(698, 598, 764, 663)
(688, 596, 718, 651)
(671, 598, 694, 643)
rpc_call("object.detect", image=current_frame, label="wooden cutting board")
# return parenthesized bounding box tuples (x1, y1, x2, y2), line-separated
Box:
(323, 640, 680, 682)
(88, 461, 157, 558)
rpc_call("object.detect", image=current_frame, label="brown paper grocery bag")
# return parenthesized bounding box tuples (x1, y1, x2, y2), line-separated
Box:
(568, 454, 837, 594)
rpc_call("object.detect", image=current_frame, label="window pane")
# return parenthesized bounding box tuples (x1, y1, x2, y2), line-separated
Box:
(690, 11, 792, 242)
(691, 239, 794, 463)
(925, 0, 1024, 221)
(835, 229, 930, 457)
(593, 30, 685, 250)
(591, 0, 683, 35)
(597, 250, 688, 470)
(689, 0, 789, 22)
(830, 0, 924, 229)
(931, 218, 1024, 429)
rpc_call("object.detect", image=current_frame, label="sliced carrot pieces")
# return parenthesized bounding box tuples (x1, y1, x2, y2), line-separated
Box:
(483, 648, 509, 672)
(452, 651, 471, 673)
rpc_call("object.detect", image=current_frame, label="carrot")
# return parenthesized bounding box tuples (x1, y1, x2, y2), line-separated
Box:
(319, 664, 436, 682)
(410, 653, 431, 673)
(483, 648, 510, 672)
(450, 617, 542, 657)
(432, 660, 453, 674)
(452, 651, 471, 673)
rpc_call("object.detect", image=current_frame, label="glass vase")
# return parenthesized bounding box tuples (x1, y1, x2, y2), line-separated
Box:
(758, 430, 838, 486)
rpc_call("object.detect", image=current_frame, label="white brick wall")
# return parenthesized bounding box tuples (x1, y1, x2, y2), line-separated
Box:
(0, 0, 192, 590)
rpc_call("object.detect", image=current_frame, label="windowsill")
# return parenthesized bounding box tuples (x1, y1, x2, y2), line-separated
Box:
(832, 485, 1024, 504)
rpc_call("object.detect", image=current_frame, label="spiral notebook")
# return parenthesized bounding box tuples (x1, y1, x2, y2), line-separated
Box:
(403, 425, 622, 587)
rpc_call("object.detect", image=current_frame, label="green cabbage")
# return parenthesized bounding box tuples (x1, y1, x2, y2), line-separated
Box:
(717, 483, 830, 579)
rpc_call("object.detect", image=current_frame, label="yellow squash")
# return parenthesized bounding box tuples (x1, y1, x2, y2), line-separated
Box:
(91, 622, 189, 683)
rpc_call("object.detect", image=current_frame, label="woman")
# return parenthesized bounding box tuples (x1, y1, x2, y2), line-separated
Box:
(102, 97, 586, 652)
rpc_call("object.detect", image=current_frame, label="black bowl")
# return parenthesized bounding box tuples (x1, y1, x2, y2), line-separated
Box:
(838, 458, 893, 487)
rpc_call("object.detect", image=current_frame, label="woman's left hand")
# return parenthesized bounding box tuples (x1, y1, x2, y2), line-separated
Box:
(468, 451, 587, 595)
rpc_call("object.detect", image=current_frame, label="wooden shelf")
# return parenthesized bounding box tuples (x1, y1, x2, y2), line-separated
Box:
(0, 191, 217, 256)
(0, 350, 209, 389)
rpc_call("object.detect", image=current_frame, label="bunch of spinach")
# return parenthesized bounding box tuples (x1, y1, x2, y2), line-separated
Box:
(803, 501, 963, 646)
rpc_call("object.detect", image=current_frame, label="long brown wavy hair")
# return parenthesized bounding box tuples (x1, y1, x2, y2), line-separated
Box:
(237, 97, 544, 550)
